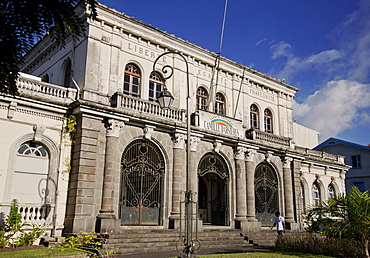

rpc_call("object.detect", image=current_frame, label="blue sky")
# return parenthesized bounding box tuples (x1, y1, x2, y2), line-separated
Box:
(99, 0, 370, 145)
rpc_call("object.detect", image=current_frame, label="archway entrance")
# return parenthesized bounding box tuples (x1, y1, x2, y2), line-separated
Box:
(120, 139, 165, 226)
(198, 152, 229, 226)
(254, 162, 279, 226)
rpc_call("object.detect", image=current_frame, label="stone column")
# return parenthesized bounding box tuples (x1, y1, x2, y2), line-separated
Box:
(245, 149, 258, 222)
(169, 133, 186, 228)
(97, 119, 124, 233)
(282, 156, 294, 223)
(190, 136, 201, 231)
(234, 146, 247, 228)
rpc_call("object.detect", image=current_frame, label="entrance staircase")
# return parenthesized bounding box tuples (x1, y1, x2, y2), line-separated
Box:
(101, 228, 281, 255)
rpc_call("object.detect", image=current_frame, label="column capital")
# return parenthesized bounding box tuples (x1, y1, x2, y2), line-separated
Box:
(190, 136, 200, 152)
(281, 156, 293, 169)
(105, 119, 124, 137)
(245, 149, 257, 162)
(172, 133, 185, 149)
(234, 146, 245, 160)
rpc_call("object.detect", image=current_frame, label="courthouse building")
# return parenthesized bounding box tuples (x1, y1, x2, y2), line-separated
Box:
(0, 3, 349, 238)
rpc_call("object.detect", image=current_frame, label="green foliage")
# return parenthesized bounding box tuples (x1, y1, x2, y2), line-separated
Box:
(62, 231, 102, 249)
(0, 230, 6, 248)
(16, 224, 44, 247)
(0, 199, 44, 248)
(0, 0, 98, 95)
(305, 187, 370, 257)
(275, 233, 364, 257)
(65, 115, 77, 141)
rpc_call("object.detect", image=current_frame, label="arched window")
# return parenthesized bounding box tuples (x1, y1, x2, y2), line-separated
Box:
(312, 182, 321, 206)
(149, 72, 164, 102)
(196, 87, 208, 111)
(250, 104, 259, 129)
(63, 61, 71, 87)
(328, 184, 335, 199)
(264, 109, 273, 133)
(123, 63, 141, 97)
(215, 93, 225, 115)
(11, 141, 49, 204)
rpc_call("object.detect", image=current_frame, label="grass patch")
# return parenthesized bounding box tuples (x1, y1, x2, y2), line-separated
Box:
(0, 247, 93, 258)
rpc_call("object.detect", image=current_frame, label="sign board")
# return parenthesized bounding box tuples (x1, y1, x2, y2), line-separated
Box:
(198, 111, 243, 138)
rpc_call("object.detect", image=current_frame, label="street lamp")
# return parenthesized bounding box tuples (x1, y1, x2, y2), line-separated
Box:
(153, 51, 198, 257)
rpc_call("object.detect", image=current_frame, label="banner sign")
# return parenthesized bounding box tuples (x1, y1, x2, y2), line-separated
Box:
(199, 111, 243, 138)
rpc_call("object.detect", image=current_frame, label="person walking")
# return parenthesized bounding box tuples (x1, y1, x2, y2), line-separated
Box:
(270, 211, 285, 235)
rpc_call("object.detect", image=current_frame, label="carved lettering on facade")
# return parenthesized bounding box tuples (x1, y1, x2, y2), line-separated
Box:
(197, 70, 227, 86)
(127, 43, 159, 59)
(249, 88, 275, 102)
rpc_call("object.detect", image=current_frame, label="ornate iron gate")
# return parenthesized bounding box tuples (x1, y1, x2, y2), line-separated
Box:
(198, 152, 229, 226)
(255, 162, 278, 226)
(120, 139, 164, 225)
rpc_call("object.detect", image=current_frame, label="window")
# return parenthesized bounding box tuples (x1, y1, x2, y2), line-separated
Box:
(63, 61, 71, 87)
(196, 87, 208, 111)
(264, 109, 273, 133)
(351, 155, 362, 168)
(312, 182, 320, 206)
(328, 184, 335, 199)
(11, 142, 49, 204)
(149, 72, 164, 101)
(214, 93, 225, 115)
(123, 64, 141, 97)
(250, 104, 259, 129)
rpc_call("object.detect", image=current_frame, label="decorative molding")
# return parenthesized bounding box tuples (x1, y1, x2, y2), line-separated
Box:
(282, 156, 293, 169)
(190, 136, 200, 152)
(245, 149, 256, 162)
(105, 119, 124, 137)
(33, 124, 46, 142)
(265, 151, 273, 163)
(213, 140, 223, 153)
(7, 101, 17, 119)
(172, 133, 185, 149)
(234, 146, 245, 160)
(143, 125, 155, 139)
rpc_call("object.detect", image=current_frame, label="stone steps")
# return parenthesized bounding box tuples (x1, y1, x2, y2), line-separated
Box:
(101, 229, 251, 255)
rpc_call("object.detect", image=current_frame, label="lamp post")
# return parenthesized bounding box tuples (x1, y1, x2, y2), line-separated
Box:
(153, 51, 197, 257)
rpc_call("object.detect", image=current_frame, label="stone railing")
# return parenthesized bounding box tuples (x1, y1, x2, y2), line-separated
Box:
(111, 92, 185, 122)
(18, 204, 53, 226)
(246, 128, 292, 147)
(295, 146, 345, 164)
(17, 75, 77, 100)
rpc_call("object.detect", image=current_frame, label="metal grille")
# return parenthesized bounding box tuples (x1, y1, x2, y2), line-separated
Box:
(120, 139, 164, 225)
(255, 162, 278, 226)
(198, 152, 229, 226)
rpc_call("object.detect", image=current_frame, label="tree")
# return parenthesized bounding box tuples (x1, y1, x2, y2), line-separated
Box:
(306, 187, 370, 257)
(0, 0, 98, 95)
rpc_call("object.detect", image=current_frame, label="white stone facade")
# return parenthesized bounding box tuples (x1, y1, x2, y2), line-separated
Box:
(0, 3, 349, 237)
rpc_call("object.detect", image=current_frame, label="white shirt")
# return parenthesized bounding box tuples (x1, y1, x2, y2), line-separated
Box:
(275, 216, 285, 231)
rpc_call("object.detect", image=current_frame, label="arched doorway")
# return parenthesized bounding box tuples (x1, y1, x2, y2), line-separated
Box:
(198, 152, 229, 226)
(120, 139, 165, 226)
(255, 162, 279, 226)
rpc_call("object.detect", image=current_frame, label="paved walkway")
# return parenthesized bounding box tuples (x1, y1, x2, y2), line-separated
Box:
(117, 245, 272, 258)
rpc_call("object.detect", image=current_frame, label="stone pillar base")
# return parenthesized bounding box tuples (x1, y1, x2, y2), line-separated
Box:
(285, 222, 300, 231)
(241, 221, 261, 232)
(96, 217, 121, 234)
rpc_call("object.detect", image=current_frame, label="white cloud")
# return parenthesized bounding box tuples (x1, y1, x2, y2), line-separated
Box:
(271, 41, 292, 59)
(256, 38, 267, 46)
(293, 80, 370, 140)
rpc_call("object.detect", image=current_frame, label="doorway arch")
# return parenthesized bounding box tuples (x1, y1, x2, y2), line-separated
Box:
(254, 162, 279, 226)
(198, 152, 229, 226)
(120, 139, 165, 226)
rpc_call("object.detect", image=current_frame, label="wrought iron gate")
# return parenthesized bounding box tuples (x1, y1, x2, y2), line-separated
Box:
(198, 152, 229, 226)
(255, 162, 278, 226)
(120, 139, 164, 225)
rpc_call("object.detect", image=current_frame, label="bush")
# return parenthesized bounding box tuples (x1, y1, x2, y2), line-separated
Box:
(275, 233, 365, 257)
